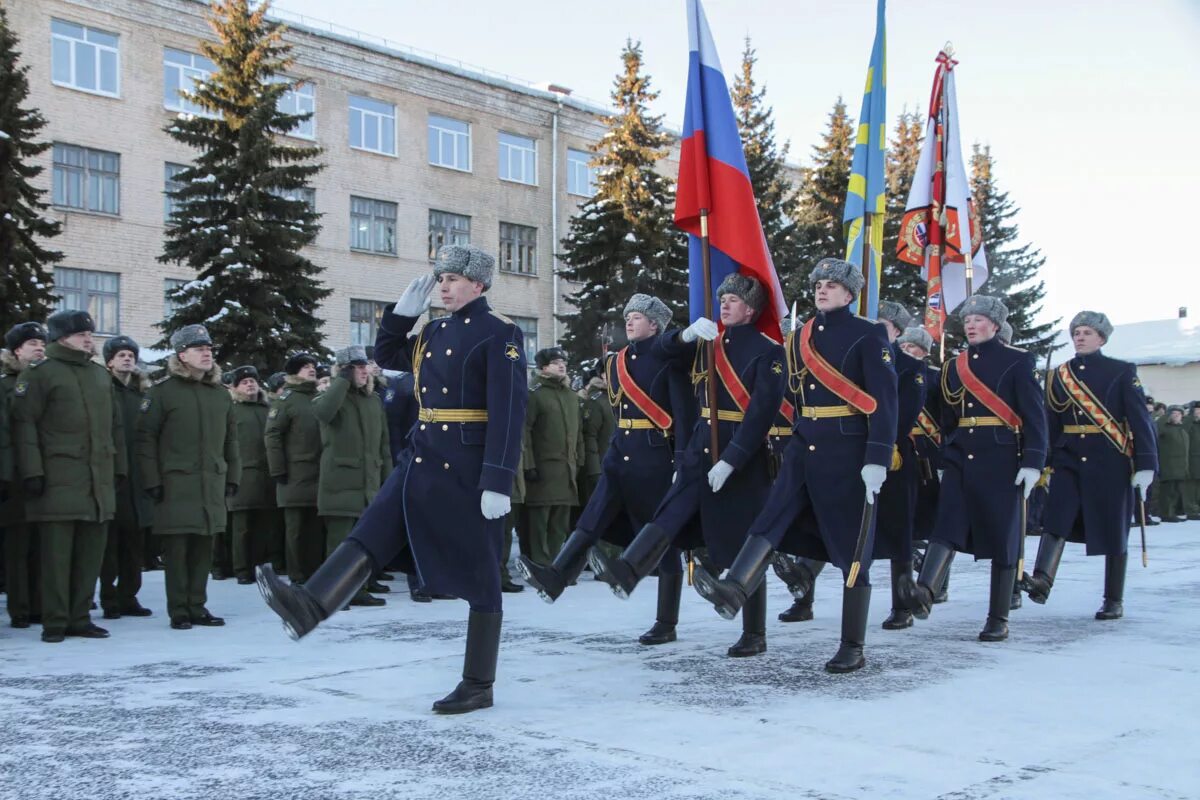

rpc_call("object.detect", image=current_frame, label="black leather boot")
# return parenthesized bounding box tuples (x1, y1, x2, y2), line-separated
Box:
(771, 554, 825, 599)
(881, 560, 914, 630)
(727, 584, 767, 657)
(693, 535, 774, 620)
(639, 572, 682, 645)
(979, 563, 1016, 642)
(256, 540, 374, 640)
(933, 552, 953, 603)
(517, 529, 591, 603)
(900, 541, 954, 620)
(588, 524, 672, 600)
(826, 583, 871, 673)
(1020, 533, 1066, 604)
(433, 610, 502, 714)
(1095, 552, 1126, 620)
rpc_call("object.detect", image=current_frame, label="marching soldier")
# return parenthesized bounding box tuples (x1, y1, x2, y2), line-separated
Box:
(2, 322, 47, 628)
(138, 324, 241, 630)
(12, 310, 126, 643)
(518, 294, 694, 645)
(99, 335, 154, 619)
(898, 295, 1048, 641)
(228, 365, 283, 584)
(1020, 311, 1157, 619)
(590, 275, 785, 658)
(257, 245, 528, 714)
(692, 260, 898, 672)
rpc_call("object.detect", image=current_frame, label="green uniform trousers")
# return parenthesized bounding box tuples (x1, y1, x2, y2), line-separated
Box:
(162, 534, 214, 622)
(1185, 479, 1200, 517)
(1156, 480, 1187, 519)
(284, 507, 324, 583)
(39, 521, 107, 635)
(4, 522, 41, 622)
(230, 508, 284, 577)
(323, 516, 356, 557)
(527, 505, 571, 566)
(99, 517, 145, 615)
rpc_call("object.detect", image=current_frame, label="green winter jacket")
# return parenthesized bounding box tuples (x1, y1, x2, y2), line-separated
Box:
(264, 375, 322, 508)
(137, 356, 241, 535)
(579, 380, 615, 478)
(1156, 418, 1190, 481)
(11, 342, 126, 524)
(111, 370, 155, 529)
(228, 390, 275, 511)
(314, 375, 389, 518)
(523, 373, 584, 507)
(0, 351, 26, 524)
(1186, 414, 1200, 479)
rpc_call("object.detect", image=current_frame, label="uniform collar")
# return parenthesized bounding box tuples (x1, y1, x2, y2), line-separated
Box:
(815, 303, 854, 327)
(47, 341, 93, 364)
(627, 333, 654, 354)
(722, 321, 756, 341)
(454, 295, 490, 318)
(967, 335, 1003, 357)
(1072, 349, 1103, 366)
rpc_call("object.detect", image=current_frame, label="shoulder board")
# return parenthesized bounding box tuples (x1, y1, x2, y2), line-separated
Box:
(279, 389, 292, 400)
(758, 331, 780, 344)
(1003, 343, 1029, 353)
(529, 383, 542, 392)
(490, 310, 514, 325)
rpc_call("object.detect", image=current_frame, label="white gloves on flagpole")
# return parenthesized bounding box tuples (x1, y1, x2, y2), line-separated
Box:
(861, 464, 886, 504)
(707, 460, 734, 493)
(394, 274, 435, 318)
(1014, 467, 1041, 499)
(480, 490, 510, 520)
(681, 317, 719, 343)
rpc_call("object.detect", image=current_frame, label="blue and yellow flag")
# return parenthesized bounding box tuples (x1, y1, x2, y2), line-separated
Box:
(842, 0, 887, 319)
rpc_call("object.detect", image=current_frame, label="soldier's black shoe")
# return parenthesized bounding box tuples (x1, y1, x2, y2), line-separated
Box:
(433, 611, 501, 715)
(727, 632, 766, 657)
(826, 584, 871, 673)
(589, 524, 672, 600)
(979, 564, 1015, 642)
(1009, 590, 1023, 611)
(1095, 599, 1123, 620)
(882, 560, 915, 630)
(236, 573, 255, 585)
(170, 617, 192, 630)
(695, 535, 774, 620)
(903, 541, 954, 620)
(121, 603, 153, 617)
(366, 580, 391, 594)
(41, 630, 66, 643)
(1020, 533, 1066, 604)
(518, 529, 593, 603)
(349, 592, 386, 607)
(638, 621, 677, 645)
(728, 585, 767, 657)
(1095, 553, 1126, 620)
(639, 572, 682, 645)
(771, 554, 824, 599)
(778, 598, 813, 622)
(410, 589, 433, 603)
(257, 541, 374, 640)
(102, 609, 121, 620)
(191, 612, 225, 627)
(500, 579, 525, 593)
(881, 608, 912, 629)
(692, 567, 745, 620)
(10, 616, 31, 629)
(67, 623, 110, 638)
(211, 567, 230, 580)
(379, 572, 396, 581)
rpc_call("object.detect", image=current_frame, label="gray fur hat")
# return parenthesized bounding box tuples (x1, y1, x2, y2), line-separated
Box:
(1070, 310, 1113, 342)
(335, 344, 369, 368)
(998, 321, 1014, 345)
(433, 245, 495, 290)
(897, 326, 933, 353)
(959, 295, 1008, 328)
(623, 293, 672, 333)
(170, 324, 212, 353)
(716, 272, 766, 313)
(809, 258, 864, 299)
(877, 300, 913, 331)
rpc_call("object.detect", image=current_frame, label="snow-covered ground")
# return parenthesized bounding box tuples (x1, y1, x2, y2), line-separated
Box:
(2, 524, 1199, 800)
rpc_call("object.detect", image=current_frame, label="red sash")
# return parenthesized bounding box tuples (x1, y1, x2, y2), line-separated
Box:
(1057, 363, 1131, 455)
(714, 336, 794, 422)
(955, 351, 1022, 430)
(615, 348, 673, 431)
(797, 320, 878, 415)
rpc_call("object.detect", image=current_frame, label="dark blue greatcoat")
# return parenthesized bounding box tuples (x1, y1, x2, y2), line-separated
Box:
(1041, 351, 1157, 555)
(382, 371, 417, 464)
(647, 322, 784, 570)
(754, 305, 898, 577)
(575, 332, 695, 558)
(873, 345, 927, 560)
(348, 296, 527, 612)
(932, 336, 1047, 566)
(912, 362, 943, 541)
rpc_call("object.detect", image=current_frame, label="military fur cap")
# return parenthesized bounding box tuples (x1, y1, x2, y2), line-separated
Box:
(716, 272, 766, 313)
(809, 258, 864, 299)
(46, 309, 95, 342)
(170, 324, 213, 353)
(230, 365, 260, 386)
(623, 293, 672, 333)
(267, 371, 287, 392)
(1168, 405, 1185, 416)
(535, 347, 568, 369)
(959, 295, 1008, 328)
(998, 321, 1014, 345)
(1070, 310, 1113, 342)
(877, 301, 913, 332)
(897, 326, 934, 354)
(5, 322, 48, 352)
(284, 352, 319, 375)
(316, 363, 331, 380)
(102, 335, 139, 363)
(433, 245, 495, 290)
(335, 344, 369, 368)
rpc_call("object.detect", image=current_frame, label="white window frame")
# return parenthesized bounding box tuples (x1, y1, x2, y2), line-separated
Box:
(163, 162, 189, 223)
(51, 19, 120, 98)
(567, 148, 598, 197)
(54, 267, 121, 335)
(163, 277, 188, 319)
(275, 186, 316, 212)
(499, 222, 537, 276)
(511, 316, 538, 365)
(349, 95, 396, 156)
(499, 132, 537, 186)
(52, 143, 120, 215)
(350, 196, 397, 255)
(275, 77, 316, 140)
(163, 47, 216, 117)
(350, 299, 389, 347)
(428, 209, 471, 260)
(428, 114, 471, 172)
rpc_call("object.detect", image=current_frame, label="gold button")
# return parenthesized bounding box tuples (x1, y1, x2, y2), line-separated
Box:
(967, 402, 974, 408)
(442, 424, 449, 431)
(441, 323, 447, 329)
(426, 352, 432, 358)
(809, 384, 816, 390)
(623, 456, 630, 462)
(631, 354, 637, 360)
(704, 448, 710, 454)
(967, 454, 975, 460)
(724, 338, 730, 344)
(420, 424, 427, 430)
(442, 387, 448, 394)
(624, 430, 630, 436)
(415, 457, 423, 463)
(1081, 456, 1088, 462)
(818, 325, 825, 331)
(972, 354, 979, 359)
(1079, 364, 1086, 370)
(445, 349, 452, 356)
(443, 462, 450, 469)
(465, 318, 470, 324)
(623, 403, 629, 409)
(421, 387, 427, 393)
(808, 445, 816, 451)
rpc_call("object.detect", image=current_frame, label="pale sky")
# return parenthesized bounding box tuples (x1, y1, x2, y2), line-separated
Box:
(276, 0, 1200, 330)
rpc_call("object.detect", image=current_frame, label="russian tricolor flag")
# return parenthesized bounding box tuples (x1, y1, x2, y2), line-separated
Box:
(676, 0, 786, 342)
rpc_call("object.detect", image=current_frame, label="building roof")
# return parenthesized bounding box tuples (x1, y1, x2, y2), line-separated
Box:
(1049, 316, 1200, 368)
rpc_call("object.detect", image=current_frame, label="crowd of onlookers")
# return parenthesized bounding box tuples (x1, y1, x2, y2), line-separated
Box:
(1145, 399, 1200, 523)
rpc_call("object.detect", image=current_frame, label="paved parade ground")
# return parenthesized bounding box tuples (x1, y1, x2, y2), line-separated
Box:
(2, 524, 1198, 800)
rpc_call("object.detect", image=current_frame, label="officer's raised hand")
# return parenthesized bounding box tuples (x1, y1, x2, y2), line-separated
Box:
(681, 317, 718, 343)
(480, 489, 510, 520)
(393, 274, 436, 318)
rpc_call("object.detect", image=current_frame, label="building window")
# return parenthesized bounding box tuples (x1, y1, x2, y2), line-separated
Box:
(350, 299, 389, 347)
(499, 222, 537, 275)
(275, 186, 316, 212)
(54, 267, 120, 334)
(567, 148, 598, 196)
(163, 277, 187, 318)
(53, 143, 119, 215)
(276, 79, 315, 139)
(163, 48, 216, 116)
(350, 196, 396, 255)
(164, 162, 188, 223)
(51, 19, 119, 97)
(349, 95, 395, 155)
(428, 210, 471, 260)
(511, 316, 538, 365)
(499, 133, 537, 185)
(428, 114, 471, 171)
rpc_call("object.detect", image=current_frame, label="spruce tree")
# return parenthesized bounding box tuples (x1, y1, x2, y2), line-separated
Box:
(159, 0, 326, 370)
(879, 108, 926, 317)
(0, 6, 63, 334)
(731, 38, 802, 296)
(557, 41, 687, 371)
(970, 144, 1057, 356)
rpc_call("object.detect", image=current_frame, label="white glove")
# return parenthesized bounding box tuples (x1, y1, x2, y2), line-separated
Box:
(1131, 470, 1154, 496)
(394, 274, 436, 318)
(937, 469, 945, 482)
(707, 460, 734, 493)
(480, 490, 511, 520)
(1014, 467, 1041, 499)
(681, 317, 718, 343)
(671, 471, 677, 484)
(861, 464, 886, 505)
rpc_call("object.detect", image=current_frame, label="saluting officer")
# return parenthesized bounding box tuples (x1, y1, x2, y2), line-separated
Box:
(257, 245, 527, 714)
(898, 295, 1048, 642)
(692, 260, 898, 672)
(590, 275, 785, 658)
(1021, 311, 1157, 619)
(228, 365, 283, 585)
(12, 310, 126, 643)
